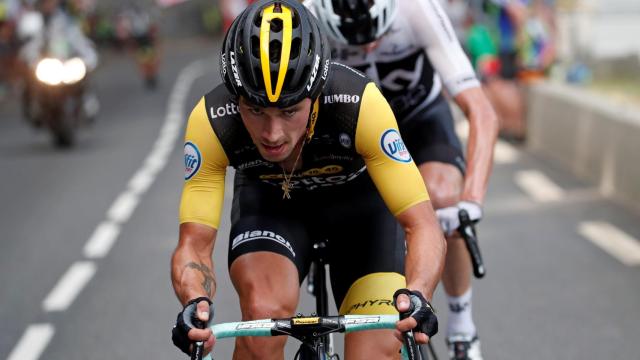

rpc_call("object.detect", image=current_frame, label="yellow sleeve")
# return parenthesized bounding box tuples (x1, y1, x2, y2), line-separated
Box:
(179, 97, 230, 229)
(355, 83, 430, 216)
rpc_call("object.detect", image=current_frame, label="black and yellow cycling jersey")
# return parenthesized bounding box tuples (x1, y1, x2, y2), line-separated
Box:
(179, 63, 429, 314)
(180, 62, 429, 229)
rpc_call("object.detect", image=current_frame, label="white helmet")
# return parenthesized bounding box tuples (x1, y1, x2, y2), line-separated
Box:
(312, 0, 398, 45)
(17, 11, 44, 42)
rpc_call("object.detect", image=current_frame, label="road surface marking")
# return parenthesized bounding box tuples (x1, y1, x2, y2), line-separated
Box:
(128, 169, 156, 195)
(43, 261, 96, 312)
(84, 221, 121, 258)
(579, 221, 640, 266)
(107, 191, 140, 223)
(6, 324, 55, 360)
(494, 140, 519, 164)
(514, 170, 565, 202)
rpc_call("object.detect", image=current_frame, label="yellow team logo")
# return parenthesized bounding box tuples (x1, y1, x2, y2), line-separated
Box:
(260, 4, 293, 102)
(292, 317, 320, 325)
(259, 165, 343, 180)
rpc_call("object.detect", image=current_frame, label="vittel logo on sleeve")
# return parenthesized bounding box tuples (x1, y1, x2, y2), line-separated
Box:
(184, 142, 202, 180)
(380, 129, 412, 163)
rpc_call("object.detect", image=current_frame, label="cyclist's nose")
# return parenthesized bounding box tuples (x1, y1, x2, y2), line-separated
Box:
(260, 116, 285, 144)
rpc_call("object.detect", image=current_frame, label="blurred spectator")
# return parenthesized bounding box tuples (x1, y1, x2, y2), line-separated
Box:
(218, 0, 249, 33)
(0, 0, 27, 100)
(115, 3, 160, 89)
(446, 0, 557, 142)
(19, 0, 97, 69)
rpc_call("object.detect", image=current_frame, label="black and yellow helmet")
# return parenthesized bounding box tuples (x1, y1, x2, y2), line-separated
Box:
(220, 0, 331, 108)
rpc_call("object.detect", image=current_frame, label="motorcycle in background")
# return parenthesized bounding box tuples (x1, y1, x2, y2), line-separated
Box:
(19, 8, 99, 148)
(27, 36, 94, 147)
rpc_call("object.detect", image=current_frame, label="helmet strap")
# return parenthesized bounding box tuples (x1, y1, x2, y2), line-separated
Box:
(305, 98, 320, 143)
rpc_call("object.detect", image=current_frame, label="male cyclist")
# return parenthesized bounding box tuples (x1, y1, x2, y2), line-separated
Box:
(171, 1, 445, 359)
(311, 1, 498, 359)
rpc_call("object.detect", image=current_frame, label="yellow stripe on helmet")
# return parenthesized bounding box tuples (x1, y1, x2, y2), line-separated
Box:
(260, 4, 293, 103)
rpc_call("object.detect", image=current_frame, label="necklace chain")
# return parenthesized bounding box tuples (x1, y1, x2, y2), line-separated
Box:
(280, 132, 308, 199)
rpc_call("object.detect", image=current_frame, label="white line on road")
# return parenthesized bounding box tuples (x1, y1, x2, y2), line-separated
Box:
(579, 221, 640, 266)
(107, 191, 140, 224)
(514, 170, 565, 202)
(80, 60, 205, 259)
(43, 261, 97, 312)
(6, 324, 55, 360)
(84, 221, 121, 258)
(128, 169, 156, 195)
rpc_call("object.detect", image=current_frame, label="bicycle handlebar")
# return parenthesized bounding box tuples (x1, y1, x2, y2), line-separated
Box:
(200, 314, 421, 360)
(458, 209, 486, 278)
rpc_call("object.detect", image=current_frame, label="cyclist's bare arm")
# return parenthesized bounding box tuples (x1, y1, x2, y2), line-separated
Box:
(397, 202, 446, 301)
(172, 98, 229, 353)
(394, 201, 446, 343)
(171, 223, 218, 303)
(170, 224, 217, 352)
(405, 0, 499, 204)
(176, 97, 229, 303)
(453, 87, 499, 204)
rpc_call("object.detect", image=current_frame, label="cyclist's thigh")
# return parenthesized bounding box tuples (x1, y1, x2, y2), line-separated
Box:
(399, 94, 466, 175)
(324, 178, 406, 316)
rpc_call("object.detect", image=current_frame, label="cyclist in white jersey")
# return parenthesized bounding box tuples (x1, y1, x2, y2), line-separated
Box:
(312, 1, 498, 359)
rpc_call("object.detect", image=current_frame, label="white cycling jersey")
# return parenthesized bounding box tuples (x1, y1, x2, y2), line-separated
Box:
(316, 0, 479, 119)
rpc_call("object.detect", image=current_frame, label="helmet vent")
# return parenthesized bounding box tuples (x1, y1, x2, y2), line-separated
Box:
(270, 18, 283, 33)
(270, 70, 279, 93)
(251, 35, 260, 58)
(254, 66, 266, 91)
(290, 38, 301, 59)
(269, 40, 282, 63)
(284, 69, 295, 89)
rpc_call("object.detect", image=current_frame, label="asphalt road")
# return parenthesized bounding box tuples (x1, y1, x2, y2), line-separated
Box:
(0, 36, 639, 360)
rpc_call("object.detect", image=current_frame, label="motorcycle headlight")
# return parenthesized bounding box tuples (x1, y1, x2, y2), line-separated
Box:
(62, 58, 87, 84)
(35, 58, 64, 85)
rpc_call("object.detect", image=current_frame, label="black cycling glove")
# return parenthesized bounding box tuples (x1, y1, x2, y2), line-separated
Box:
(171, 297, 215, 355)
(393, 288, 438, 338)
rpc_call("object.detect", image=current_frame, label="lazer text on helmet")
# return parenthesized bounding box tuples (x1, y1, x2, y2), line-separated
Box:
(230, 51, 242, 87)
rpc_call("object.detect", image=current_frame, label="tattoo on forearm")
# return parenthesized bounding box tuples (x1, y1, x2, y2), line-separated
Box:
(186, 262, 216, 298)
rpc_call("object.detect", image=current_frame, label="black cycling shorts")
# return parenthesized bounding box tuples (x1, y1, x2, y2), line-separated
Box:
(398, 94, 466, 175)
(228, 172, 406, 312)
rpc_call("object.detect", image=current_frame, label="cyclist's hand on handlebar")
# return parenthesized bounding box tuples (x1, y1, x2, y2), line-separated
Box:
(393, 289, 438, 344)
(171, 297, 216, 356)
(436, 201, 483, 236)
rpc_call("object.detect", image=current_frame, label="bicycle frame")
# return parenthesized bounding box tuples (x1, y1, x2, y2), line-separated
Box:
(202, 314, 421, 360)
